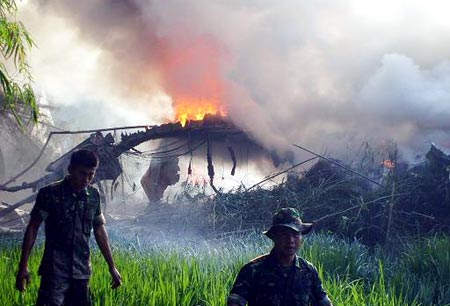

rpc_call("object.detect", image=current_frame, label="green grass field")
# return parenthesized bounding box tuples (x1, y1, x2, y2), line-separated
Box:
(1, 232, 449, 306)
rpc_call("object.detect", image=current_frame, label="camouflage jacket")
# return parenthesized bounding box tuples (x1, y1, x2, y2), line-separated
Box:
(30, 177, 106, 279)
(228, 250, 333, 306)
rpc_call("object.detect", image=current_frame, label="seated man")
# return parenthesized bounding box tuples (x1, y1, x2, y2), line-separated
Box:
(228, 207, 333, 306)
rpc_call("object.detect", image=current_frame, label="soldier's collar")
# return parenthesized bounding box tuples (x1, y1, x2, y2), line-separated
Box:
(63, 176, 90, 197)
(293, 255, 301, 268)
(268, 249, 302, 269)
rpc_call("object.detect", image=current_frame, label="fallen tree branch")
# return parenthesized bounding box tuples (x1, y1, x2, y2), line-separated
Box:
(247, 156, 318, 191)
(313, 192, 410, 223)
(0, 193, 37, 219)
(0, 125, 156, 188)
(293, 143, 386, 188)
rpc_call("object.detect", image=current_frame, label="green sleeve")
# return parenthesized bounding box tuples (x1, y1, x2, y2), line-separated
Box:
(92, 189, 106, 226)
(310, 265, 334, 306)
(228, 263, 253, 306)
(30, 189, 50, 221)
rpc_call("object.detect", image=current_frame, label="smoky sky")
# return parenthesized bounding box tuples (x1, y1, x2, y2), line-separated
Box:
(20, 0, 450, 160)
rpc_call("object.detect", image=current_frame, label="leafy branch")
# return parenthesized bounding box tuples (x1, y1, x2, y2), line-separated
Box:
(0, 0, 37, 127)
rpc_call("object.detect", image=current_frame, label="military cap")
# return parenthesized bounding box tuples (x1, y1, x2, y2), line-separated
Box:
(264, 207, 313, 238)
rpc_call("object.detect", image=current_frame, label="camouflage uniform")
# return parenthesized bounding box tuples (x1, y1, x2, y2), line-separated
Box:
(228, 208, 333, 306)
(228, 250, 333, 306)
(30, 177, 106, 306)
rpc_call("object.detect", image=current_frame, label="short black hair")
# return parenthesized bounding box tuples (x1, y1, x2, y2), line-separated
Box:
(70, 149, 99, 168)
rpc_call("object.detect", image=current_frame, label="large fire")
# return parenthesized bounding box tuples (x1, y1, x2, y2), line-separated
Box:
(175, 98, 227, 126)
(158, 32, 229, 127)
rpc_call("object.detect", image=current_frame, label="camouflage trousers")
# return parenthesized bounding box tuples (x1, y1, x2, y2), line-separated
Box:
(35, 275, 92, 306)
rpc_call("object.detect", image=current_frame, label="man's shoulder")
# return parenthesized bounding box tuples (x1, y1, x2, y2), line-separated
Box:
(299, 257, 317, 269)
(87, 184, 98, 191)
(39, 179, 65, 194)
(249, 253, 271, 264)
(235, 253, 270, 279)
(86, 185, 100, 196)
(242, 253, 271, 270)
(297, 257, 319, 276)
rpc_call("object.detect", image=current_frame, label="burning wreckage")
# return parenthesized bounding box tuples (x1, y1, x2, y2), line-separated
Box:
(0, 114, 271, 221)
(1, 112, 450, 241)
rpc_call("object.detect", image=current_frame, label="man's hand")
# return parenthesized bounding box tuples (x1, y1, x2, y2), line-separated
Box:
(109, 266, 122, 289)
(94, 224, 122, 289)
(16, 214, 42, 292)
(15, 267, 30, 292)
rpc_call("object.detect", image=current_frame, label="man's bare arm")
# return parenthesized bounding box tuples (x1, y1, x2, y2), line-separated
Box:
(93, 224, 122, 289)
(16, 215, 42, 291)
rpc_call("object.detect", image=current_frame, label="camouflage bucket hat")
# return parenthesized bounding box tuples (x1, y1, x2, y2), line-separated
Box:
(264, 207, 313, 238)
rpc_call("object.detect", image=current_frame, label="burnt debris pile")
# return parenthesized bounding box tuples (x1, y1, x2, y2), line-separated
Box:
(209, 144, 450, 245)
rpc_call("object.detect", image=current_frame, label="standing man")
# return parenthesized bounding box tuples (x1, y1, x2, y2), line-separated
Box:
(16, 149, 122, 305)
(228, 208, 333, 306)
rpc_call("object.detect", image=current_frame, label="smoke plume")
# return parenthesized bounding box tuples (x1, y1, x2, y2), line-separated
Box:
(19, 0, 450, 159)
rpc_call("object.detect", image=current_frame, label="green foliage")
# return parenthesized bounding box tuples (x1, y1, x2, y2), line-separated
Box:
(1, 233, 450, 305)
(209, 147, 450, 246)
(389, 235, 450, 305)
(301, 234, 376, 281)
(0, 0, 37, 126)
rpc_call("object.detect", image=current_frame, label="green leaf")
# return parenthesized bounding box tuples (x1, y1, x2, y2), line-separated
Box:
(0, 0, 38, 126)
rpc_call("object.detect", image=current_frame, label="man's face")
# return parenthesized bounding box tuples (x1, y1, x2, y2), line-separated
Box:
(68, 164, 97, 191)
(272, 227, 303, 256)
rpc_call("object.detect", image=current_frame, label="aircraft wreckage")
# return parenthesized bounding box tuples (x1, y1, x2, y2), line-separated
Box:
(0, 115, 273, 218)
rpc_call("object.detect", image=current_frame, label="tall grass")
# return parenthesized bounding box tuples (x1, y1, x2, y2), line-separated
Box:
(0, 233, 449, 306)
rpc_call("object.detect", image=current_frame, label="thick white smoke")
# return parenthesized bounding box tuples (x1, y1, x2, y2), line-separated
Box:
(19, 0, 450, 159)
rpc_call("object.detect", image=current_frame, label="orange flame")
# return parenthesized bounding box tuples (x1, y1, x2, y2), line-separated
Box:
(382, 160, 395, 169)
(175, 98, 226, 127)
